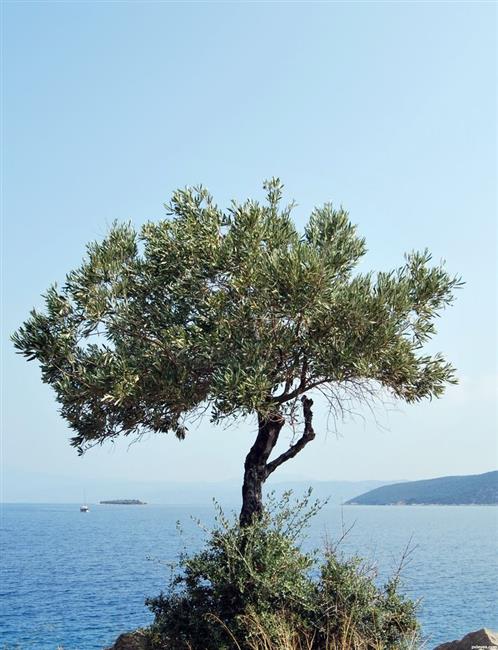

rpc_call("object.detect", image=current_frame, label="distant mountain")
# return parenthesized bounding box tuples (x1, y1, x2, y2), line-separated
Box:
(2, 467, 398, 505)
(87, 478, 399, 506)
(346, 471, 498, 505)
(119, 478, 394, 506)
(264, 479, 400, 506)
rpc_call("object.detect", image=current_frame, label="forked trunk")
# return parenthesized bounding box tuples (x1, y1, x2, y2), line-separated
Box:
(239, 413, 284, 526)
(239, 397, 316, 527)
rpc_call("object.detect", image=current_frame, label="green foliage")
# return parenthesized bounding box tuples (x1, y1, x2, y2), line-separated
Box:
(145, 492, 419, 650)
(12, 179, 461, 453)
(316, 555, 418, 649)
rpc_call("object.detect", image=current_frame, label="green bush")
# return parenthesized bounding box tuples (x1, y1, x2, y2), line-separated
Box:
(145, 492, 419, 650)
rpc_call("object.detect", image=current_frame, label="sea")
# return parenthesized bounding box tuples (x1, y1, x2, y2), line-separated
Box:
(1, 502, 497, 650)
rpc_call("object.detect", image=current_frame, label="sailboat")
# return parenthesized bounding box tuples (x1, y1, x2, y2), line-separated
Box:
(80, 491, 89, 512)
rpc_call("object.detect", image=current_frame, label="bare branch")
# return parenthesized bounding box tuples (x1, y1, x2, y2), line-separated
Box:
(265, 395, 316, 477)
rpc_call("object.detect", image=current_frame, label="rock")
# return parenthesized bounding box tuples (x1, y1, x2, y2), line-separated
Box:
(105, 629, 151, 650)
(434, 628, 498, 650)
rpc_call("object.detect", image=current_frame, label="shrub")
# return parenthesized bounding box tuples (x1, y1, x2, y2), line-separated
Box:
(145, 492, 419, 650)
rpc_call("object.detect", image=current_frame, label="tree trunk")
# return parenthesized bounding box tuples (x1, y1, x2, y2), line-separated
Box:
(240, 412, 284, 526)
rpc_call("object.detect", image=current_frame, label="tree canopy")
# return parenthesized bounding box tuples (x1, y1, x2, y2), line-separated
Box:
(13, 179, 461, 521)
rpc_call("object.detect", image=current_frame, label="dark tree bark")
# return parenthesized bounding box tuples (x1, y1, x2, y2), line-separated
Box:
(240, 412, 284, 526)
(239, 396, 316, 526)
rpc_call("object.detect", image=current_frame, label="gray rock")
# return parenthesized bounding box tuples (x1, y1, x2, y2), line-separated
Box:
(434, 628, 498, 650)
(105, 629, 151, 650)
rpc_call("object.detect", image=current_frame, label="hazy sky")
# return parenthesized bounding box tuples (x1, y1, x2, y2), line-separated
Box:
(2, 1, 496, 501)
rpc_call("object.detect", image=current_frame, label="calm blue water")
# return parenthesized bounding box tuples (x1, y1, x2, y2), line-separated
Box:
(1, 503, 497, 649)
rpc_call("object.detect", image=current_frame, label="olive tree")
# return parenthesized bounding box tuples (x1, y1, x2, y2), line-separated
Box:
(12, 180, 461, 525)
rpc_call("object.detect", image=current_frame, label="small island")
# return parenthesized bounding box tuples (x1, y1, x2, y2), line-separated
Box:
(99, 499, 147, 505)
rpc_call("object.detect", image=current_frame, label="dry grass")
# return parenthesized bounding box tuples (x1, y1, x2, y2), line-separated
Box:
(204, 609, 422, 650)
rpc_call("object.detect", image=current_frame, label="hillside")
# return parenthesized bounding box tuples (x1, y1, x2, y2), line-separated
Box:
(346, 471, 498, 505)
(2, 469, 397, 505)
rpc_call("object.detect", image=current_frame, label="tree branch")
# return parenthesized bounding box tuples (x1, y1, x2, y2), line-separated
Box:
(274, 375, 327, 404)
(274, 353, 310, 403)
(265, 395, 316, 477)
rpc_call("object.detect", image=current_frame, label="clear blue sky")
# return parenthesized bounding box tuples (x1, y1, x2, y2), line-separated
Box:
(2, 1, 496, 501)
